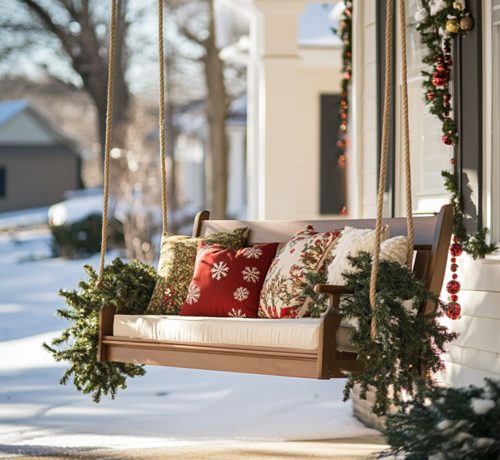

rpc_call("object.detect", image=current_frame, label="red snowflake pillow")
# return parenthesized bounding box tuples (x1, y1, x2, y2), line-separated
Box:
(179, 242, 279, 318)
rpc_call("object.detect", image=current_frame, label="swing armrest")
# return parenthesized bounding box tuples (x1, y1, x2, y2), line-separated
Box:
(314, 284, 353, 295)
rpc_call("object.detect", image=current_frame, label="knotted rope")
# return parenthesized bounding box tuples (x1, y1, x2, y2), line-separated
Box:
(97, 0, 168, 288)
(96, 0, 117, 290)
(369, 0, 414, 340)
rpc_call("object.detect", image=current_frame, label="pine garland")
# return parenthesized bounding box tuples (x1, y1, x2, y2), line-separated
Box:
(416, 0, 496, 259)
(302, 252, 458, 417)
(383, 378, 500, 459)
(42, 258, 158, 403)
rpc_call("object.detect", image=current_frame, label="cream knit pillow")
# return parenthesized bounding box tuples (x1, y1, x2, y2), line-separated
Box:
(379, 236, 409, 266)
(327, 226, 390, 285)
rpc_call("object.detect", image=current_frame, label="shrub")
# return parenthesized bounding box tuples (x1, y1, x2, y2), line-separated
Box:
(51, 213, 124, 259)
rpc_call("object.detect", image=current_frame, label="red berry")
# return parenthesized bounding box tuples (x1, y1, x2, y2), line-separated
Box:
(451, 158, 455, 164)
(450, 243, 463, 257)
(450, 263, 458, 272)
(437, 64, 445, 72)
(446, 302, 461, 320)
(451, 295, 459, 302)
(451, 257, 457, 263)
(428, 91, 435, 100)
(446, 280, 461, 295)
(444, 47, 451, 53)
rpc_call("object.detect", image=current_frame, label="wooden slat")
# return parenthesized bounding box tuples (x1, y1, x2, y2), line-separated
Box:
(107, 345, 319, 379)
(103, 337, 317, 360)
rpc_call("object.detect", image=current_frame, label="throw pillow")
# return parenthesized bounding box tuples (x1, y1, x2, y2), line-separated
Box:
(258, 226, 342, 319)
(145, 228, 247, 315)
(179, 242, 279, 318)
(327, 225, 390, 286)
(380, 236, 409, 266)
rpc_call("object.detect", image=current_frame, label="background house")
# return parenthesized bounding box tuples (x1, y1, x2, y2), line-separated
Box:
(0, 99, 82, 213)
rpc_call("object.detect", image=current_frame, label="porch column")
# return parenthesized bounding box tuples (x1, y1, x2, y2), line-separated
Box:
(251, 0, 308, 220)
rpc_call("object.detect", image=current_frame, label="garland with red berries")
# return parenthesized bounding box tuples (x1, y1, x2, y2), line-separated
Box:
(415, 0, 496, 261)
(333, 1, 352, 216)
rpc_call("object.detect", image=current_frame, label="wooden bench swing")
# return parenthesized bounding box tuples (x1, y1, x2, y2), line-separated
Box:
(97, 0, 453, 380)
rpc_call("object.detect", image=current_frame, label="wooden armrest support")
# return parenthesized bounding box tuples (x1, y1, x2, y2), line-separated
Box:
(98, 304, 116, 362)
(314, 284, 354, 295)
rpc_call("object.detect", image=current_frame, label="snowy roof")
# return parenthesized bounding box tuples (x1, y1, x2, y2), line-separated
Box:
(298, 2, 342, 48)
(0, 99, 81, 153)
(0, 99, 31, 128)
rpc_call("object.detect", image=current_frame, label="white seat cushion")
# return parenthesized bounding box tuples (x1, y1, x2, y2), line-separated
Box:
(113, 315, 357, 352)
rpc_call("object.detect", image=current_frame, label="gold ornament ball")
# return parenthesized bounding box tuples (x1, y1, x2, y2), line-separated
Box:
(460, 15, 475, 31)
(446, 18, 460, 34)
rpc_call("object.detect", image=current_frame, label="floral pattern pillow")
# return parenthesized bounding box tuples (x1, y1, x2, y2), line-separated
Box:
(145, 228, 247, 315)
(258, 226, 342, 319)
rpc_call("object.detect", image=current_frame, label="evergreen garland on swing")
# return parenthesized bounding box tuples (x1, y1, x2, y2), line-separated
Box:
(415, 0, 496, 260)
(302, 253, 458, 417)
(42, 259, 157, 403)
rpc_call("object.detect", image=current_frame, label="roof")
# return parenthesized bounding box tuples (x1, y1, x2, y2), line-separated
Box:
(0, 99, 81, 154)
(0, 99, 31, 128)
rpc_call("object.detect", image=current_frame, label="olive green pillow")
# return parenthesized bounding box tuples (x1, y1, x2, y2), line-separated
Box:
(145, 228, 247, 315)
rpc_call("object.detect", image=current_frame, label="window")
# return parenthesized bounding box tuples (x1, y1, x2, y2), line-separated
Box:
(320, 94, 347, 214)
(0, 167, 5, 198)
(396, 0, 451, 216)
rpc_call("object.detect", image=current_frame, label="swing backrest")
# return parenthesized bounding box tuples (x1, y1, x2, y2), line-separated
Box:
(193, 204, 454, 315)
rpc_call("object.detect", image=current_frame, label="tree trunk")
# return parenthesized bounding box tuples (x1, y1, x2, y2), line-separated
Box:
(203, 1, 228, 220)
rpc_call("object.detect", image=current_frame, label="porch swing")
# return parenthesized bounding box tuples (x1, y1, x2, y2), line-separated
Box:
(97, 0, 453, 379)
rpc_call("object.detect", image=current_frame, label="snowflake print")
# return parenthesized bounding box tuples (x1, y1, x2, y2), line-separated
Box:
(228, 308, 247, 318)
(234, 287, 250, 302)
(186, 285, 201, 304)
(244, 247, 263, 259)
(211, 261, 229, 280)
(242, 266, 260, 283)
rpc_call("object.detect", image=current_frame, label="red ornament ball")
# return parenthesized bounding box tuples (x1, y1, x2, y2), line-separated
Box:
(451, 294, 459, 301)
(437, 56, 442, 62)
(444, 102, 451, 108)
(446, 69, 451, 74)
(444, 93, 452, 101)
(451, 257, 457, 263)
(434, 29, 438, 34)
(437, 64, 446, 72)
(450, 263, 458, 272)
(446, 302, 461, 320)
(447, 59, 453, 66)
(450, 243, 463, 257)
(452, 273, 458, 280)
(444, 46, 451, 53)
(443, 112, 450, 117)
(433, 71, 447, 87)
(453, 237, 458, 243)
(427, 91, 435, 100)
(447, 280, 461, 295)
(442, 135, 453, 146)
(450, 158, 455, 164)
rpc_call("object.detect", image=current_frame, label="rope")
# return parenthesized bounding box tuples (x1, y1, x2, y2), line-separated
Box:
(158, 0, 168, 234)
(369, 0, 393, 340)
(96, 0, 117, 290)
(398, 0, 414, 265)
(369, 0, 414, 340)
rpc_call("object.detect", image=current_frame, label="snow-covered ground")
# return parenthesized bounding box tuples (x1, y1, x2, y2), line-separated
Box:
(0, 228, 378, 456)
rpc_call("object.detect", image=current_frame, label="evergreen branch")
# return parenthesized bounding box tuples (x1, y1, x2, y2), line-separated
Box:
(42, 257, 157, 403)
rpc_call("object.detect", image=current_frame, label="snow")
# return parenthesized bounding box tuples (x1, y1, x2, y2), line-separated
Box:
(0, 207, 50, 230)
(0, 226, 378, 454)
(48, 194, 103, 226)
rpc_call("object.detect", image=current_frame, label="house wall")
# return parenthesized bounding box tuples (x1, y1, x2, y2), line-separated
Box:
(0, 152, 79, 212)
(436, 0, 500, 388)
(249, 0, 342, 221)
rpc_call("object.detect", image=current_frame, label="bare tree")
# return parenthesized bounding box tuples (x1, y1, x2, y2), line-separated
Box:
(168, 0, 229, 219)
(1, 0, 130, 153)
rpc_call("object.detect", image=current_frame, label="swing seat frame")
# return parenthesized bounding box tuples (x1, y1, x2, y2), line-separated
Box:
(97, 205, 453, 379)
